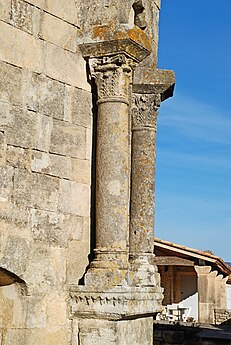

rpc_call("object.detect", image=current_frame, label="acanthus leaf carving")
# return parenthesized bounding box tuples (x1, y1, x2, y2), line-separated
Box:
(89, 54, 134, 101)
(132, 93, 161, 129)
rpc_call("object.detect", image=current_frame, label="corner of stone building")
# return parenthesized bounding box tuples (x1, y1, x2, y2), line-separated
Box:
(68, 0, 175, 344)
(0, 0, 175, 344)
(0, 0, 92, 343)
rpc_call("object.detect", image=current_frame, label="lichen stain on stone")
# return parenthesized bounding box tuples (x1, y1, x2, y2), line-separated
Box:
(41, 167, 52, 174)
(107, 180, 121, 196)
(126, 27, 152, 50)
(11, 0, 33, 34)
(92, 24, 151, 51)
(92, 23, 114, 41)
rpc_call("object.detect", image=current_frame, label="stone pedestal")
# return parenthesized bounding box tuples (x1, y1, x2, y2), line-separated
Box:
(70, 285, 163, 320)
(71, 317, 153, 345)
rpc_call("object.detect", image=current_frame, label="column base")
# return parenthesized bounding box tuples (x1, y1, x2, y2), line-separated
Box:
(70, 256, 163, 343)
(129, 254, 161, 287)
(84, 248, 128, 287)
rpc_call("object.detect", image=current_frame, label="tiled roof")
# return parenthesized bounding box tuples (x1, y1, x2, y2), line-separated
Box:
(154, 237, 231, 282)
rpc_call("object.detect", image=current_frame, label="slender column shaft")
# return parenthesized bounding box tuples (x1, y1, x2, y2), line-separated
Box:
(220, 276, 228, 309)
(195, 265, 210, 324)
(94, 99, 129, 269)
(128, 93, 161, 286)
(130, 93, 160, 255)
(215, 275, 223, 309)
(85, 55, 133, 285)
(207, 270, 218, 324)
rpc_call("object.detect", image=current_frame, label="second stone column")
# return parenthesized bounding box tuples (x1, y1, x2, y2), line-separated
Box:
(129, 92, 160, 286)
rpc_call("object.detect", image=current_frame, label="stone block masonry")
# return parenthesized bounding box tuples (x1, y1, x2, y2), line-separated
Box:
(214, 308, 231, 325)
(0, 1, 91, 343)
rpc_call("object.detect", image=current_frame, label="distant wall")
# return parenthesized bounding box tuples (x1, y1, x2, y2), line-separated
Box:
(214, 308, 231, 325)
(180, 292, 198, 322)
(227, 285, 231, 310)
(158, 266, 174, 305)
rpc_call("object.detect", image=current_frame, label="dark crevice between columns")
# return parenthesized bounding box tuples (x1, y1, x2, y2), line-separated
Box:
(78, 62, 98, 285)
(89, 76, 98, 263)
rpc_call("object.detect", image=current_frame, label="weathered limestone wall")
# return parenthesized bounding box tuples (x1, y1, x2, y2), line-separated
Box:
(0, 1, 175, 344)
(0, 1, 91, 343)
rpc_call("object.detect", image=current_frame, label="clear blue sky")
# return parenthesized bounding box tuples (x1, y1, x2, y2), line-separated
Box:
(155, 0, 231, 261)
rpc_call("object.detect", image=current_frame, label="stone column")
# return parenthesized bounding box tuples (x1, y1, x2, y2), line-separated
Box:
(207, 270, 218, 324)
(215, 274, 223, 309)
(215, 275, 228, 310)
(85, 54, 133, 287)
(221, 277, 228, 309)
(129, 92, 160, 286)
(214, 276, 228, 324)
(128, 72, 175, 287)
(195, 265, 210, 324)
(195, 266, 216, 324)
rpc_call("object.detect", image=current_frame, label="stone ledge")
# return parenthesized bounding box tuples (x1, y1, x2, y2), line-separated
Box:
(133, 69, 175, 101)
(69, 285, 163, 320)
(79, 38, 150, 63)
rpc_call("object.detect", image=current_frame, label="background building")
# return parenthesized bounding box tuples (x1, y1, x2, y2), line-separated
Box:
(155, 238, 231, 324)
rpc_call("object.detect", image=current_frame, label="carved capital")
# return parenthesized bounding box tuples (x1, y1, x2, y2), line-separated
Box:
(89, 54, 133, 103)
(132, 93, 161, 130)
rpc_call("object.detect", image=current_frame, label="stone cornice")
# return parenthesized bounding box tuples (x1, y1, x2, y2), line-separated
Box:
(79, 39, 150, 63)
(69, 285, 163, 320)
(78, 26, 152, 63)
(133, 69, 175, 101)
